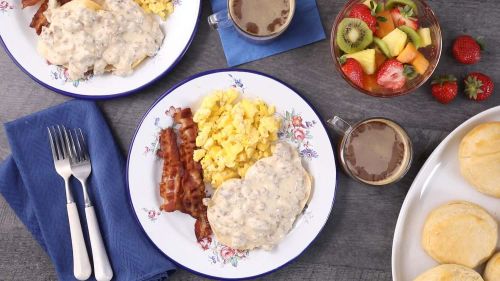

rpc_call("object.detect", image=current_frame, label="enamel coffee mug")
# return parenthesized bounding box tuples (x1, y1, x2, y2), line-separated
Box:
(208, 0, 296, 43)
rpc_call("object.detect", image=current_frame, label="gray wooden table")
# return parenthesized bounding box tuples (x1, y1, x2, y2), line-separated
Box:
(1, 0, 499, 280)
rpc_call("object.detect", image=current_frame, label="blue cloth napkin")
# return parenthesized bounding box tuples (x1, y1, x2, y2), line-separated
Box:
(210, 0, 326, 66)
(0, 100, 175, 281)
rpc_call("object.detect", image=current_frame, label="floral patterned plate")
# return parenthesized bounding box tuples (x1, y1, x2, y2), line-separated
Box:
(127, 69, 337, 279)
(0, 0, 200, 99)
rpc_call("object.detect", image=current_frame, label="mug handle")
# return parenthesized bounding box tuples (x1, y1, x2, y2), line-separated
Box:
(208, 9, 233, 30)
(327, 116, 353, 136)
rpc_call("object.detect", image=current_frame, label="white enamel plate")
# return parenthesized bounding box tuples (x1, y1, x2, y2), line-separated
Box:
(127, 69, 337, 279)
(0, 0, 200, 99)
(392, 106, 500, 281)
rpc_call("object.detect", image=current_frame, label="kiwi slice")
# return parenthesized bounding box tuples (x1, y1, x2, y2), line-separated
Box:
(399, 26, 422, 48)
(336, 18, 373, 54)
(374, 37, 392, 57)
(385, 0, 418, 14)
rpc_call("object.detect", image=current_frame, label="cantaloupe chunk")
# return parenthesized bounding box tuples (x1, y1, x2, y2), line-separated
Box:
(411, 52, 429, 75)
(363, 74, 379, 91)
(382, 28, 407, 57)
(397, 43, 418, 63)
(375, 49, 386, 69)
(375, 10, 395, 38)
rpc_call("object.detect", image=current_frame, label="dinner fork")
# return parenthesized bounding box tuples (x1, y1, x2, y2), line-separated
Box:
(67, 128, 113, 281)
(47, 126, 92, 281)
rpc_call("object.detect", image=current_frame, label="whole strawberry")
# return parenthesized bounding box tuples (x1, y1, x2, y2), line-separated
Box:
(341, 58, 365, 88)
(349, 4, 377, 33)
(430, 75, 458, 104)
(464, 72, 494, 101)
(452, 35, 482, 65)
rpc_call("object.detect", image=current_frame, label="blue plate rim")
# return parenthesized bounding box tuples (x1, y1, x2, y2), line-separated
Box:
(0, 1, 202, 100)
(125, 68, 338, 280)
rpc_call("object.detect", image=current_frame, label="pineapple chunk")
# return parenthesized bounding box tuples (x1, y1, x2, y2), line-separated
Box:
(382, 28, 408, 57)
(418, 28, 432, 48)
(346, 49, 376, 75)
(411, 52, 429, 75)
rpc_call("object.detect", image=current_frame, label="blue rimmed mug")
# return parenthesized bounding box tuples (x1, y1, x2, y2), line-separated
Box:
(207, 0, 296, 43)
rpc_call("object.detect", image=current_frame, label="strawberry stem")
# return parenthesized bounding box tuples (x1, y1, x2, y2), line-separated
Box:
(339, 55, 347, 65)
(464, 76, 484, 100)
(431, 75, 457, 85)
(403, 65, 418, 80)
(476, 36, 485, 51)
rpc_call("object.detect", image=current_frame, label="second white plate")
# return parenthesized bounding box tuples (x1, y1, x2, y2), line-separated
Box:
(0, 0, 200, 99)
(392, 106, 500, 280)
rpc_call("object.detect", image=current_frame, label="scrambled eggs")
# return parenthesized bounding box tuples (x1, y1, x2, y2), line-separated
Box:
(134, 0, 174, 20)
(193, 88, 281, 188)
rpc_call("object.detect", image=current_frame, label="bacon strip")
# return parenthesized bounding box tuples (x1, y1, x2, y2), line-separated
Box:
(26, 0, 74, 35)
(157, 128, 184, 212)
(29, 0, 49, 35)
(173, 108, 212, 241)
(22, 0, 43, 8)
(194, 212, 211, 242)
(173, 108, 205, 218)
(157, 108, 212, 241)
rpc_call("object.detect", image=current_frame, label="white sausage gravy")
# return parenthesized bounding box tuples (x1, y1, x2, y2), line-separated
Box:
(38, 0, 164, 80)
(205, 142, 311, 250)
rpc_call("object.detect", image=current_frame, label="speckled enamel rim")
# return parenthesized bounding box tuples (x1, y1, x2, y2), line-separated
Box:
(125, 68, 338, 280)
(0, 1, 202, 100)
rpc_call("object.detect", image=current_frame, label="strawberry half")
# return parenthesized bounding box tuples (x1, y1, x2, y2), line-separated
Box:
(452, 35, 482, 65)
(390, 5, 419, 30)
(341, 58, 365, 88)
(430, 75, 458, 104)
(376, 59, 406, 90)
(349, 4, 377, 33)
(464, 72, 494, 101)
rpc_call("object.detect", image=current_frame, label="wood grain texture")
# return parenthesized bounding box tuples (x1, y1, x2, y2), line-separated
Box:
(1, 0, 499, 280)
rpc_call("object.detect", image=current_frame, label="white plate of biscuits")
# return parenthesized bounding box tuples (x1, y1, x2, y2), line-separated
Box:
(392, 106, 500, 281)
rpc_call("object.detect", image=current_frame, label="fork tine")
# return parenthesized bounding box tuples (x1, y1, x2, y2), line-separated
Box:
(56, 125, 68, 159)
(62, 126, 74, 159)
(47, 127, 58, 160)
(68, 129, 78, 162)
(52, 126, 64, 160)
(77, 129, 90, 161)
(74, 129, 84, 161)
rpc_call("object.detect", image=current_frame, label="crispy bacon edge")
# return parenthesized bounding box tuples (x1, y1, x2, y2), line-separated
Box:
(28, 0, 49, 35)
(157, 128, 184, 212)
(25, 0, 74, 35)
(157, 108, 212, 242)
(22, 0, 43, 8)
(173, 108, 212, 241)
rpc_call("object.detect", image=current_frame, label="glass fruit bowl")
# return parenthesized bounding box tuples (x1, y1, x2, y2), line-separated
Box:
(331, 0, 442, 97)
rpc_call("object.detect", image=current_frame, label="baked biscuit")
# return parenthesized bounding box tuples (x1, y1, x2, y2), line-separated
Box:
(484, 252, 500, 281)
(414, 264, 483, 281)
(459, 122, 500, 198)
(422, 201, 498, 268)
